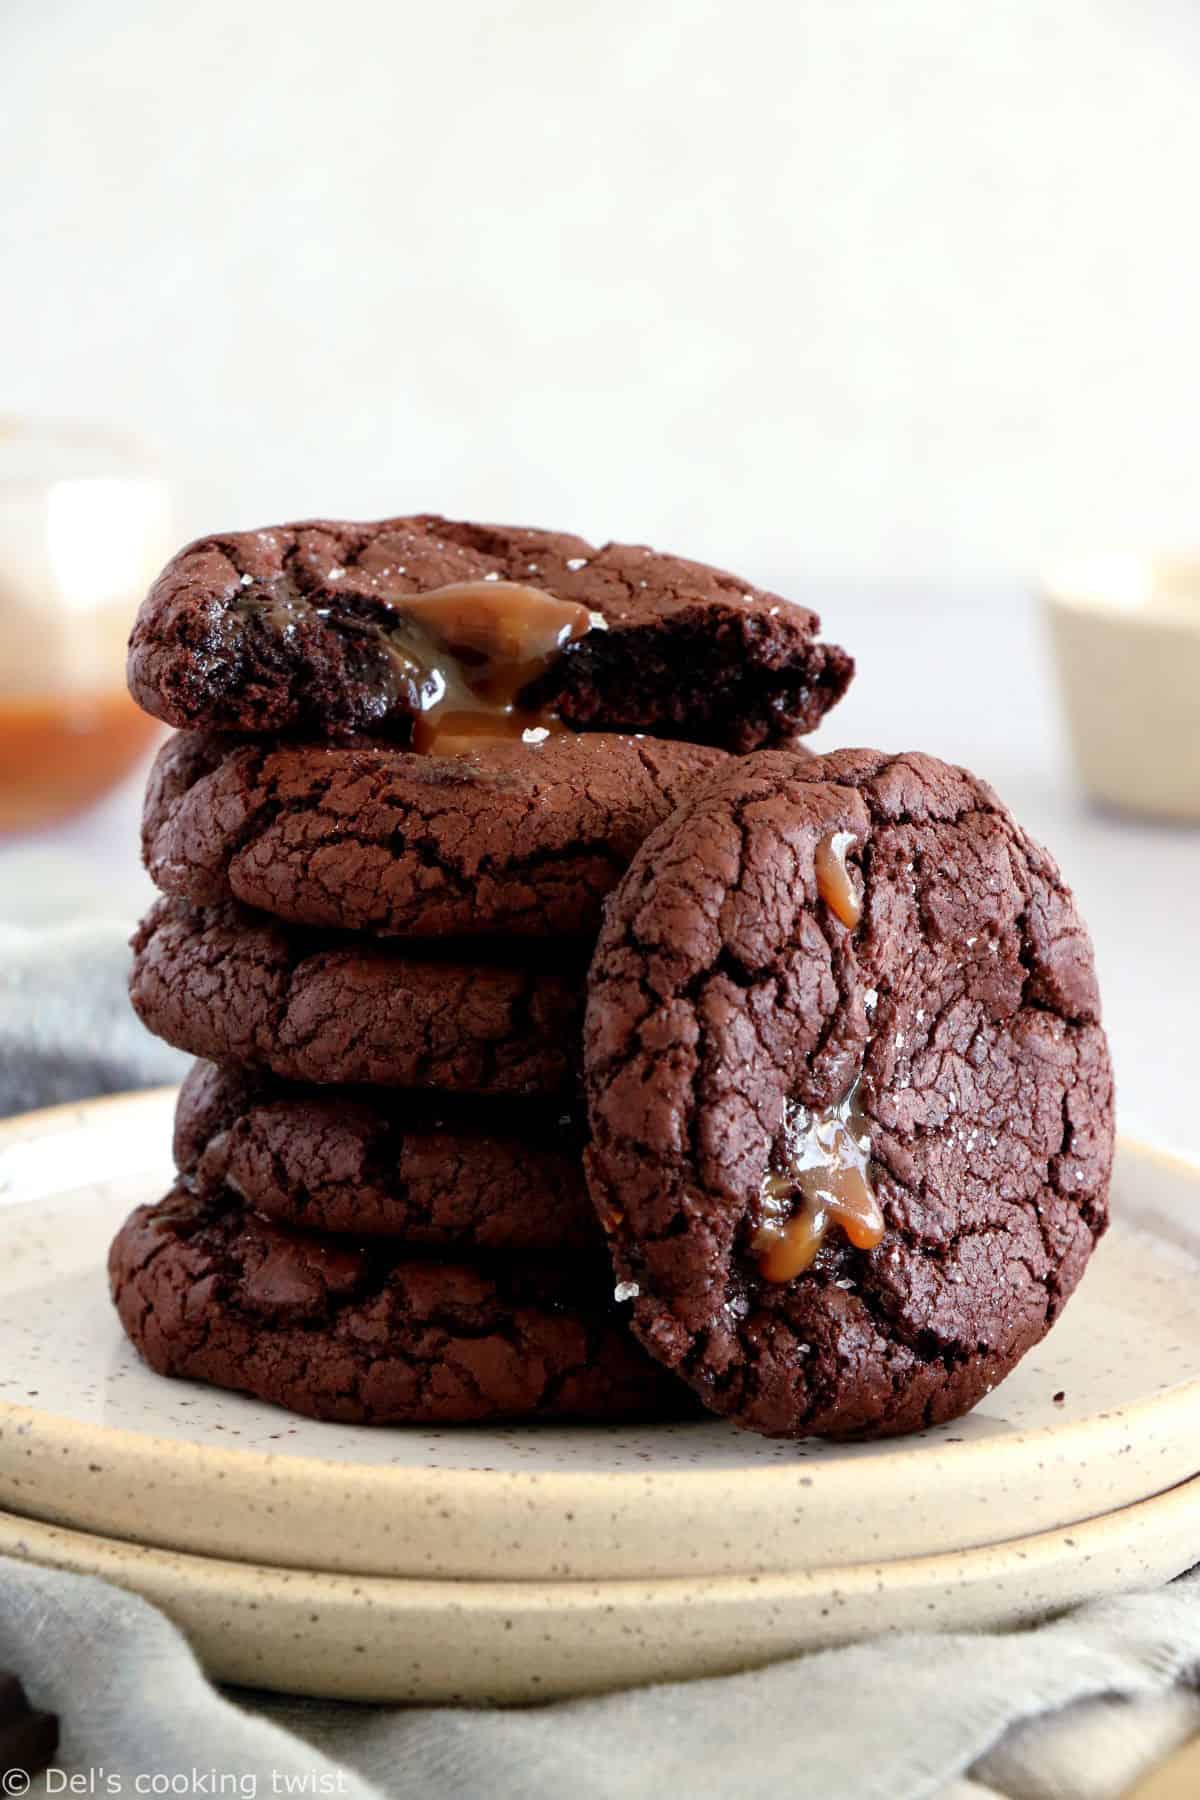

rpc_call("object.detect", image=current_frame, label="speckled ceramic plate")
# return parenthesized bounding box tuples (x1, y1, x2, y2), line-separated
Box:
(1, 1090, 1198, 1583)
(1, 1478, 1196, 1703)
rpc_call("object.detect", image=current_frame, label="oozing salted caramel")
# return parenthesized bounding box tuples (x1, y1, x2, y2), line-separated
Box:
(752, 1078, 884, 1281)
(815, 828, 861, 928)
(237, 576, 595, 753)
(386, 581, 593, 753)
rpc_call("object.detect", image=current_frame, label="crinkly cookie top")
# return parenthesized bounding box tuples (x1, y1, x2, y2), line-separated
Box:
(584, 747, 1114, 1439)
(127, 513, 852, 752)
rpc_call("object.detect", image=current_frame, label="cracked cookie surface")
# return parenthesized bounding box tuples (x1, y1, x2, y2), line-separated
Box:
(176, 1061, 598, 1251)
(130, 897, 585, 1095)
(126, 514, 852, 751)
(584, 748, 1114, 1440)
(109, 1185, 688, 1425)
(142, 730, 726, 939)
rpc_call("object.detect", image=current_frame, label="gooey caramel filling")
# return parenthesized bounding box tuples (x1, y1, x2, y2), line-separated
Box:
(752, 1077, 884, 1282)
(388, 581, 595, 753)
(814, 828, 861, 928)
(239, 575, 595, 754)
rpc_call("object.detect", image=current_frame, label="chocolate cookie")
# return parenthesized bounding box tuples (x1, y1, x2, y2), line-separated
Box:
(176, 1061, 598, 1251)
(585, 748, 1114, 1440)
(130, 898, 583, 1095)
(126, 514, 852, 752)
(142, 730, 726, 939)
(110, 1186, 689, 1425)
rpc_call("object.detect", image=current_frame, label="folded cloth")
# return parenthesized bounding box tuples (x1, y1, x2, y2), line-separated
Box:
(0, 1558, 1198, 1800)
(0, 898, 1197, 1800)
(0, 921, 186, 1117)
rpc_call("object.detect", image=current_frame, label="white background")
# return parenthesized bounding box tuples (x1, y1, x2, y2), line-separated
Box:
(5, 0, 1200, 581)
(2, 0, 1198, 1147)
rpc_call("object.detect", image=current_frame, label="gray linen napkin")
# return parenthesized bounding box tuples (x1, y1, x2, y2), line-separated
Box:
(0, 910, 1197, 1800)
(0, 920, 186, 1114)
(2, 1557, 1199, 1800)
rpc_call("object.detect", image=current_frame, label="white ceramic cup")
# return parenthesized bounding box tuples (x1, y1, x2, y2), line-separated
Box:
(1042, 553, 1200, 823)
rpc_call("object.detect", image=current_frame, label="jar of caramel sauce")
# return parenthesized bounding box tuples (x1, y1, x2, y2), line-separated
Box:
(0, 419, 170, 833)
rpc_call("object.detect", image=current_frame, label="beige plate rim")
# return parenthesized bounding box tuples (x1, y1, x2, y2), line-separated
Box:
(1, 1090, 1199, 1583)
(0, 1088, 1194, 1502)
(1, 1475, 1197, 1704)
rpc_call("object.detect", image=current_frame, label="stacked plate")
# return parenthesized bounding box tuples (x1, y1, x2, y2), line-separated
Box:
(0, 1091, 1197, 1705)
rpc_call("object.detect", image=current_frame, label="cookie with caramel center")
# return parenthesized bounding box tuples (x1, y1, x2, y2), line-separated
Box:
(584, 748, 1114, 1439)
(126, 514, 852, 752)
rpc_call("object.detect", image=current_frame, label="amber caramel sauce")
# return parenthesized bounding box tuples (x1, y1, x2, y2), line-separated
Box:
(814, 828, 861, 927)
(396, 583, 593, 678)
(410, 707, 569, 757)
(0, 690, 160, 831)
(752, 1079, 885, 1281)
(389, 581, 593, 754)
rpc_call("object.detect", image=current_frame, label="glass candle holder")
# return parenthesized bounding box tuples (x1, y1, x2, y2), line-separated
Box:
(0, 417, 172, 832)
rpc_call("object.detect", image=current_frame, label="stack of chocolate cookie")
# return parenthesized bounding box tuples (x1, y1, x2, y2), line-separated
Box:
(112, 512, 1115, 1441)
(112, 515, 853, 1427)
